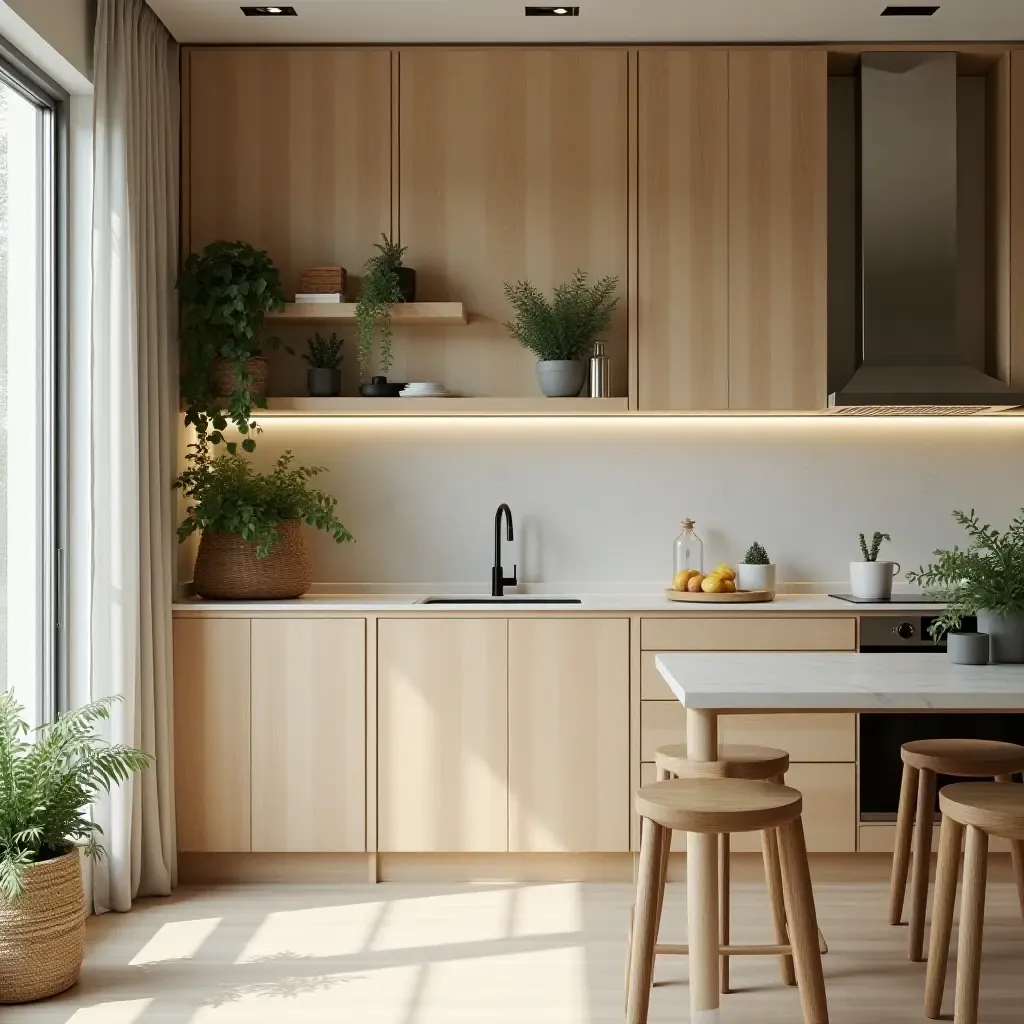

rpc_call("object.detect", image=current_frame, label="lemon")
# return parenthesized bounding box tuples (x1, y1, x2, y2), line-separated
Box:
(701, 575, 725, 593)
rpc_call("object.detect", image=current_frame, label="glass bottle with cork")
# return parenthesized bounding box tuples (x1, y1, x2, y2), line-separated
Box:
(673, 518, 704, 577)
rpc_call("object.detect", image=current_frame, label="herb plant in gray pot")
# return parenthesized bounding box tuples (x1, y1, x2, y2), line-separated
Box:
(907, 508, 1024, 663)
(503, 270, 618, 397)
(304, 332, 343, 397)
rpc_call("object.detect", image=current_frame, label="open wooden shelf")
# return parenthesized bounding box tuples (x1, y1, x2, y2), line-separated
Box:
(259, 397, 630, 417)
(266, 302, 468, 325)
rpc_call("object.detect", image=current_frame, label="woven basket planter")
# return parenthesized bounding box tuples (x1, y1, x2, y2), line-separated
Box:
(0, 851, 85, 1004)
(193, 518, 313, 600)
(213, 356, 269, 399)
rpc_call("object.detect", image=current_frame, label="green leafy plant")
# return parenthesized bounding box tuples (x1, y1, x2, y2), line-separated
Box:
(304, 332, 343, 370)
(503, 270, 619, 362)
(0, 693, 151, 901)
(178, 240, 288, 450)
(859, 531, 891, 562)
(907, 509, 1024, 637)
(742, 541, 770, 565)
(355, 234, 408, 378)
(174, 442, 353, 558)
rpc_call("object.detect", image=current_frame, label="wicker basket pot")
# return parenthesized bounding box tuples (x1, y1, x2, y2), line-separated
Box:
(213, 356, 269, 399)
(193, 518, 313, 600)
(0, 851, 85, 1004)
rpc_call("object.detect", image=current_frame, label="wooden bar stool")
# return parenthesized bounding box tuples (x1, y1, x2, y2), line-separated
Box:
(924, 781, 1024, 1024)
(626, 777, 829, 1024)
(888, 738, 1024, 961)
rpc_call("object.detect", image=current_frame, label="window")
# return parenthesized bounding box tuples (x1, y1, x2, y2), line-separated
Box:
(0, 45, 64, 728)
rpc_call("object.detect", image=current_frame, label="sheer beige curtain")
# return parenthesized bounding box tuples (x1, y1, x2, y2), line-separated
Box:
(89, 0, 178, 912)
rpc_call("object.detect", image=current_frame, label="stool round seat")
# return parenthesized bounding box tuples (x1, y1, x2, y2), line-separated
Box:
(655, 742, 790, 781)
(901, 738, 1024, 777)
(635, 778, 802, 835)
(939, 781, 1024, 840)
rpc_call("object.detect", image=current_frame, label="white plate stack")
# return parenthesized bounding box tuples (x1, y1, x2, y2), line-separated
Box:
(400, 382, 450, 398)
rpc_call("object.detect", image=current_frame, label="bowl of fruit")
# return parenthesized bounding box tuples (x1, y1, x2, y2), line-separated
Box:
(666, 564, 774, 603)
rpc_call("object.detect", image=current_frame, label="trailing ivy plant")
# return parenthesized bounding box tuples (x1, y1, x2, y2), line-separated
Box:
(858, 531, 891, 562)
(178, 240, 287, 451)
(355, 235, 407, 378)
(0, 693, 152, 900)
(503, 270, 619, 363)
(174, 440, 354, 558)
(907, 509, 1024, 638)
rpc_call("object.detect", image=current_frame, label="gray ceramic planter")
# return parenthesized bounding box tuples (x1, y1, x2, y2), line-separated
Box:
(536, 360, 586, 398)
(307, 367, 342, 397)
(946, 631, 990, 665)
(975, 610, 1024, 663)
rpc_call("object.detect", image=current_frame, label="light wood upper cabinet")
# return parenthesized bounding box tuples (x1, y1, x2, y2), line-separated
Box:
(728, 50, 828, 410)
(377, 618, 509, 852)
(185, 48, 392, 296)
(638, 50, 730, 411)
(507, 618, 631, 852)
(250, 619, 367, 853)
(398, 48, 629, 397)
(173, 618, 251, 853)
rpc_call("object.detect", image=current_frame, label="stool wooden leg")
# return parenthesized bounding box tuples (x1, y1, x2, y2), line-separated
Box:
(627, 816, 666, 1024)
(889, 762, 919, 925)
(925, 814, 964, 1019)
(779, 816, 829, 1024)
(652, 765, 673, 942)
(995, 774, 1024, 923)
(954, 826, 989, 1024)
(762, 826, 797, 986)
(720, 832, 731, 995)
(909, 768, 937, 961)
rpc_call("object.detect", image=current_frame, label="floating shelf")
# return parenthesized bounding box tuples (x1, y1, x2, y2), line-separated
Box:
(266, 302, 468, 325)
(258, 397, 630, 417)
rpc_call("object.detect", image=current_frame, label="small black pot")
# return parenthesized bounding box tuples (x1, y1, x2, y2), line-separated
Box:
(359, 376, 407, 398)
(307, 367, 342, 397)
(395, 267, 416, 302)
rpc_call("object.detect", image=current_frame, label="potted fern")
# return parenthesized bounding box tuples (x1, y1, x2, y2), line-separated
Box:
(850, 531, 900, 600)
(304, 332, 343, 397)
(504, 270, 619, 397)
(0, 694, 151, 1003)
(175, 441, 354, 600)
(737, 541, 776, 595)
(355, 234, 414, 385)
(907, 509, 1024, 663)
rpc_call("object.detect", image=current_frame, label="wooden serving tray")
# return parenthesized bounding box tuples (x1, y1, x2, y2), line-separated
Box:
(664, 588, 774, 603)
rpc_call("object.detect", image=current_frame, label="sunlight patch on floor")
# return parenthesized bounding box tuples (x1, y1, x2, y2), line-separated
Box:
(63, 998, 152, 1023)
(510, 882, 583, 937)
(368, 887, 516, 951)
(129, 916, 222, 965)
(236, 900, 387, 963)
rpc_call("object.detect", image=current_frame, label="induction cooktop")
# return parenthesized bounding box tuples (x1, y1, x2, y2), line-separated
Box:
(828, 593, 944, 604)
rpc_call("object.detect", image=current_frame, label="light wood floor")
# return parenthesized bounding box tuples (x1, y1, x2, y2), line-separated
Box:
(12, 880, 1024, 1022)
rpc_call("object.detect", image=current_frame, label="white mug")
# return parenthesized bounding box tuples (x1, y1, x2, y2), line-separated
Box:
(850, 560, 900, 601)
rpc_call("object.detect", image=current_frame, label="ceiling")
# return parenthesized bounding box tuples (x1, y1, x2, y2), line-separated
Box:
(148, 1, 1024, 46)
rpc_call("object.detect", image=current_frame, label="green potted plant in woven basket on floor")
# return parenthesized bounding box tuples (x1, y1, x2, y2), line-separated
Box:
(0, 694, 151, 1004)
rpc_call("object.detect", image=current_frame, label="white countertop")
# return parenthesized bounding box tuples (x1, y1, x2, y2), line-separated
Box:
(655, 652, 1024, 710)
(171, 592, 940, 614)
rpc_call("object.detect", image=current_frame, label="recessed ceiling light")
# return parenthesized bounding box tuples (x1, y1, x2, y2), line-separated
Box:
(241, 5, 297, 15)
(880, 4, 939, 14)
(525, 5, 580, 15)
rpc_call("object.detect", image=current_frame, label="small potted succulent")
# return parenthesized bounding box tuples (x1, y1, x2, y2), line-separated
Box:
(304, 332, 343, 397)
(355, 234, 414, 385)
(850, 531, 900, 601)
(737, 541, 776, 595)
(503, 270, 618, 397)
(907, 508, 1024, 663)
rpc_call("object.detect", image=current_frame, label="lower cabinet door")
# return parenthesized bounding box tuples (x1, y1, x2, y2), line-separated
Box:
(508, 618, 631, 852)
(250, 618, 367, 852)
(378, 618, 509, 852)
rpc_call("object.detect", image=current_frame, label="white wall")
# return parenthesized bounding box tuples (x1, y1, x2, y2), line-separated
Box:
(190, 416, 1024, 590)
(5, 0, 94, 82)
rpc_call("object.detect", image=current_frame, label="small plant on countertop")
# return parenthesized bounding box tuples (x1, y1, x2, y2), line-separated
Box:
(503, 270, 619, 362)
(0, 693, 151, 900)
(742, 541, 770, 565)
(907, 508, 1024, 638)
(355, 234, 407, 379)
(859, 531, 891, 562)
(303, 332, 343, 370)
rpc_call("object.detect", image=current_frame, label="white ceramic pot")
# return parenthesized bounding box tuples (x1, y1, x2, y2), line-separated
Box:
(737, 563, 776, 595)
(849, 560, 900, 601)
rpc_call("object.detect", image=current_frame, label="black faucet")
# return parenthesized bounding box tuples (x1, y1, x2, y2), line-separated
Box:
(491, 503, 517, 597)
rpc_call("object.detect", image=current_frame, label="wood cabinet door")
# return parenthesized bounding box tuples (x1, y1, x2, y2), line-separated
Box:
(250, 618, 367, 852)
(638, 49, 730, 410)
(377, 618, 509, 851)
(728, 49, 828, 410)
(173, 618, 251, 852)
(508, 618, 631, 852)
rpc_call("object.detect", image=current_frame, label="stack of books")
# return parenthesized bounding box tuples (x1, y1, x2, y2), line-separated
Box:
(294, 293, 343, 304)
